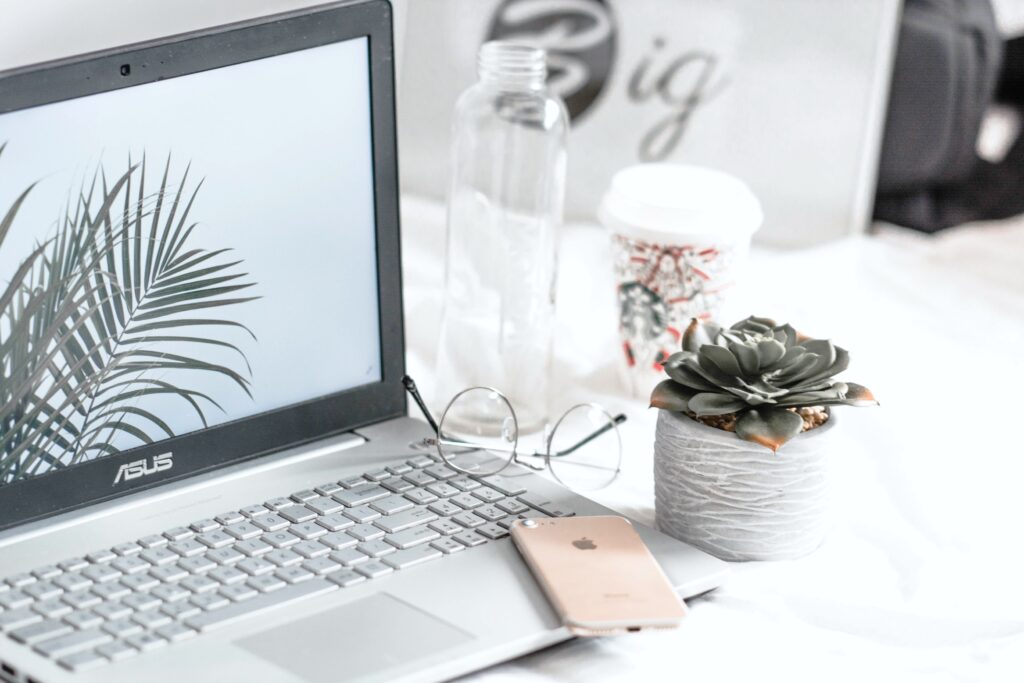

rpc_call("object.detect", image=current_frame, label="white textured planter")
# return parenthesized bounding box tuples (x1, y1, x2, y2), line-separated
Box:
(654, 409, 835, 561)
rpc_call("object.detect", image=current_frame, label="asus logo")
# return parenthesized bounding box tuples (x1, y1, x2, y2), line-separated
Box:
(113, 452, 173, 485)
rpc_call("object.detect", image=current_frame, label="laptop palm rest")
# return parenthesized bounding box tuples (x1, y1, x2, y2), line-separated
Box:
(235, 593, 475, 682)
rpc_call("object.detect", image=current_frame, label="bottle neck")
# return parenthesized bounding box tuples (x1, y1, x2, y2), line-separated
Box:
(478, 42, 547, 91)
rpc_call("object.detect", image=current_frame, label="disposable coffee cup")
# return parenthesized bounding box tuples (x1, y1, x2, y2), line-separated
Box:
(598, 163, 763, 399)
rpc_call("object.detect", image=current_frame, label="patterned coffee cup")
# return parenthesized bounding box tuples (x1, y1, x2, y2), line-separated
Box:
(598, 164, 762, 398)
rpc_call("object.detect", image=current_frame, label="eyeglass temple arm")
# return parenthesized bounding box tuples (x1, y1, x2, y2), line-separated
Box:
(550, 414, 627, 458)
(403, 375, 440, 434)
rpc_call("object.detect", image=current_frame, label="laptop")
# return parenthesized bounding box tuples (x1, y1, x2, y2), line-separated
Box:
(0, 1, 728, 681)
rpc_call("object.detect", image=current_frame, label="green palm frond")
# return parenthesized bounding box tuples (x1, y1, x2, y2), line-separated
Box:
(0, 146, 259, 483)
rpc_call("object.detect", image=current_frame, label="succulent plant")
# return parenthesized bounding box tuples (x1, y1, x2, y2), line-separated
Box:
(650, 316, 876, 452)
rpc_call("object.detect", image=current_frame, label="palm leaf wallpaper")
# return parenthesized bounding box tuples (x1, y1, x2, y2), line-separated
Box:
(0, 142, 259, 484)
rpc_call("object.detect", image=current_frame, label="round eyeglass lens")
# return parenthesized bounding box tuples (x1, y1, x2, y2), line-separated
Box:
(546, 404, 622, 491)
(436, 387, 518, 477)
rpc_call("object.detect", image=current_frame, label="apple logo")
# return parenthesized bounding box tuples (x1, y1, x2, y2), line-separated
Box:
(572, 537, 597, 550)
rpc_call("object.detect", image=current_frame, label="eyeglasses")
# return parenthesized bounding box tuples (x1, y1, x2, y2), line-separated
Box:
(403, 376, 626, 492)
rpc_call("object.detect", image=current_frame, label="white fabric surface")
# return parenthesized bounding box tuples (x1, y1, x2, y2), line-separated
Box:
(400, 195, 1024, 682)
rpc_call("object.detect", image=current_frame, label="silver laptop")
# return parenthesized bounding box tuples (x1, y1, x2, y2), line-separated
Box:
(0, 2, 727, 681)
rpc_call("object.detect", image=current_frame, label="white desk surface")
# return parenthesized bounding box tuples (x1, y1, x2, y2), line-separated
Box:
(400, 196, 1024, 682)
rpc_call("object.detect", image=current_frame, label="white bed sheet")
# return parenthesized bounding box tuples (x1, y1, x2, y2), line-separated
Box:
(400, 196, 1024, 682)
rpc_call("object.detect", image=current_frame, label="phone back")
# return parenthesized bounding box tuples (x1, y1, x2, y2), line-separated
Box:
(511, 515, 687, 635)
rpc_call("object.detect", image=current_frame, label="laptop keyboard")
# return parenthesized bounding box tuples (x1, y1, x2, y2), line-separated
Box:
(0, 455, 574, 673)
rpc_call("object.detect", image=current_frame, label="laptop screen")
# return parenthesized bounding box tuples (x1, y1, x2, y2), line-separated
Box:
(0, 37, 382, 487)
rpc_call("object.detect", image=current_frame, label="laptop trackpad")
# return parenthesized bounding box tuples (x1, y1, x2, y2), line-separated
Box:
(236, 593, 474, 682)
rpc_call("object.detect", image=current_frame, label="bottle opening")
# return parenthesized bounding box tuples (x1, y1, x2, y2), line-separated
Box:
(478, 41, 547, 88)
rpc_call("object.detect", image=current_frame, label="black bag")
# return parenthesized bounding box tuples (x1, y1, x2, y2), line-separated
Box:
(874, 0, 1004, 232)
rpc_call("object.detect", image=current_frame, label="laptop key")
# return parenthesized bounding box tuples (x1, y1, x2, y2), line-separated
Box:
(319, 531, 358, 550)
(59, 557, 88, 572)
(427, 519, 462, 536)
(91, 579, 131, 600)
(151, 583, 190, 603)
(425, 482, 459, 498)
(348, 524, 385, 542)
(185, 579, 336, 632)
(0, 607, 42, 631)
(476, 523, 509, 540)
(406, 455, 435, 469)
(64, 609, 103, 630)
(402, 470, 435, 487)
(317, 513, 355, 532)
(430, 538, 466, 555)
(339, 475, 368, 488)
(264, 497, 295, 511)
(450, 493, 482, 509)
(247, 574, 286, 593)
(94, 601, 133, 620)
(385, 526, 440, 550)
(343, 505, 381, 524)
(326, 570, 366, 588)
(332, 484, 389, 507)
(124, 632, 167, 652)
(375, 508, 438, 534)
(302, 557, 341, 576)
(97, 640, 137, 661)
(291, 522, 327, 540)
(381, 545, 442, 570)
(452, 512, 485, 528)
(428, 501, 461, 517)
(517, 493, 576, 518)
(58, 650, 106, 672)
(474, 505, 505, 522)
(34, 627, 113, 658)
(197, 530, 235, 548)
(279, 506, 317, 524)
(33, 599, 72, 619)
(251, 514, 289, 532)
(306, 496, 344, 516)
(365, 469, 390, 482)
(380, 477, 414, 493)
(354, 561, 394, 579)
(23, 580, 62, 600)
(290, 489, 319, 503)
(424, 464, 458, 480)
(356, 540, 396, 558)
(314, 482, 343, 496)
(235, 539, 273, 557)
(471, 487, 505, 504)
(32, 565, 62, 580)
(329, 548, 369, 567)
(448, 476, 481, 492)
(237, 558, 276, 576)
(189, 519, 220, 533)
(370, 494, 413, 515)
(496, 499, 530, 515)
(479, 475, 527, 497)
(403, 488, 439, 505)
(453, 532, 487, 548)
(215, 511, 245, 526)
(209, 566, 247, 585)
(157, 622, 197, 643)
(10, 618, 71, 644)
(240, 505, 270, 518)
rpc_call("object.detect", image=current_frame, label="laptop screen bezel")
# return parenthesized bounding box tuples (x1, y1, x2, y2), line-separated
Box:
(0, 0, 405, 531)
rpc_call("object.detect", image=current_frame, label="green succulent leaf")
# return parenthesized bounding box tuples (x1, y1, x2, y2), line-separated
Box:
(687, 392, 748, 416)
(699, 344, 743, 378)
(735, 407, 805, 453)
(649, 380, 697, 412)
(681, 318, 720, 353)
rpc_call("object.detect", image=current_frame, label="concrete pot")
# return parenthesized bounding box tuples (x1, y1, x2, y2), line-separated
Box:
(654, 409, 835, 561)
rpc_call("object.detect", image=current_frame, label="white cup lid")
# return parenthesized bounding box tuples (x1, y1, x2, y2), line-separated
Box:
(599, 163, 763, 243)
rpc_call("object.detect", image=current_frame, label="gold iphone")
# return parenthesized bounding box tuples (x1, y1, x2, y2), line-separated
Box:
(510, 515, 687, 635)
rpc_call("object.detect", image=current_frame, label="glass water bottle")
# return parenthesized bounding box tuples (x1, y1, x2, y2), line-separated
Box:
(434, 42, 569, 435)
